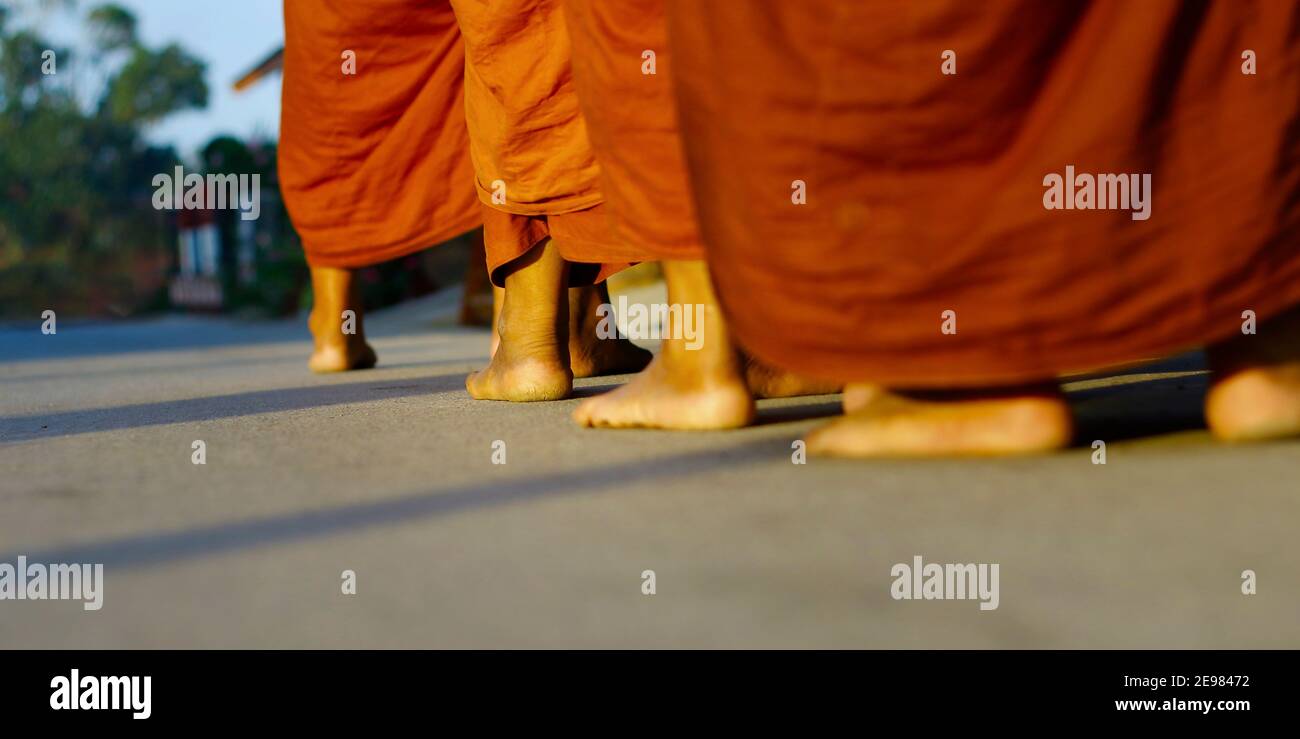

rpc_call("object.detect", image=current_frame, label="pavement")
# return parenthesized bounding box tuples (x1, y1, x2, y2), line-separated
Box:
(1, 284, 1297, 648)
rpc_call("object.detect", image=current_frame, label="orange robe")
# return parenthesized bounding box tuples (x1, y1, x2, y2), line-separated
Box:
(564, 0, 703, 261)
(280, 0, 637, 284)
(668, 0, 1300, 387)
(279, 0, 479, 268)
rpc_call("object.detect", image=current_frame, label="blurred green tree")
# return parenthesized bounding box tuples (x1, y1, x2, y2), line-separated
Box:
(0, 1, 209, 318)
(199, 135, 308, 316)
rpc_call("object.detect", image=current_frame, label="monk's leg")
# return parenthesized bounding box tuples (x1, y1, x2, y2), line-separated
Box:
(572, 260, 754, 430)
(466, 238, 573, 401)
(744, 355, 842, 399)
(1205, 305, 1300, 441)
(806, 383, 1073, 457)
(307, 265, 377, 373)
(491, 280, 649, 375)
(569, 281, 653, 378)
(489, 284, 504, 359)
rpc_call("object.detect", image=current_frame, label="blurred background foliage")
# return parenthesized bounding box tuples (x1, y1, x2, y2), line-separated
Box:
(1, 0, 483, 322)
(1, 0, 212, 318)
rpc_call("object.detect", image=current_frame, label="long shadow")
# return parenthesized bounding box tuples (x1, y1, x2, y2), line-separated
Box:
(0, 289, 477, 364)
(1067, 372, 1209, 444)
(0, 353, 482, 385)
(755, 399, 843, 426)
(2, 436, 793, 572)
(0, 372, 471, 443)
(570, 381, 626, 399)
(0, 373, 1239, 571)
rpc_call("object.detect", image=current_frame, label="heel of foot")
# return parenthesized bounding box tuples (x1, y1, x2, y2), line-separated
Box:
(467, 358, 572, 402)
(1006, 398, 1075, 453)
(570, 339, 653, 379)
(692, 383, 756, 429)
(500, 372, 573, 402)
(1206, 369, 1300, 442)
(744, 361, 842, 399)
(308, 342, 376, 373)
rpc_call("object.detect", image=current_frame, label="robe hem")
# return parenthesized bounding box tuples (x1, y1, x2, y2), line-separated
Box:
(303, 213, 482, 270)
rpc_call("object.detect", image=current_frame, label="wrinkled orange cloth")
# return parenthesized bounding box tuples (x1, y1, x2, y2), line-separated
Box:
(280, 0, 634, 284)
(279, 0, 479, 268)
(669, 0, 1300, 387)
(478, 203, 628, 287)
(452, 0, 636, 286)
(565, 0, 704, 260)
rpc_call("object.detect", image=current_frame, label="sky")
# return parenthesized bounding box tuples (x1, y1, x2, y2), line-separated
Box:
(17, 0, 285, 158)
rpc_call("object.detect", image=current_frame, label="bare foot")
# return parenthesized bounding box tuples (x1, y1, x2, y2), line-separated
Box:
(489, 284, 504, 359)
(307, 266, 377, 373)
(465, 350, 571, 402)
(308, 331, 377, 373)
(573, 352, 755, 430)
(571, 335, 654, 379)
(744, 355, 841, 398)
(467, 238, 573, 402)
(841, 382, 891, 413)
(1206, 305, 1300, 442)
(572, 260, 755, 430)
(806, 383, 1073, 457)
(569, 283, 653, 378)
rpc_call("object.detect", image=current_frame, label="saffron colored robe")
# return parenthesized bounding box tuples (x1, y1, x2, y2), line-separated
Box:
(667, 0, 1300, 387)
(279, 0, 636, 284)
(564, 0, 704, 261)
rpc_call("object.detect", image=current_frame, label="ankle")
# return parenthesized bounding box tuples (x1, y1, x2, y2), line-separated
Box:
(657, 337, 745, 389)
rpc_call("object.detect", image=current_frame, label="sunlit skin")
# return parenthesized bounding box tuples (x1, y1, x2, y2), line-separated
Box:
(572, 259, 840, 430)
(467, 238, 650, 401)
(806, 306, 1300, 457)
(307, 266, 376, 374)
(316, 254, 1300, 449)
(308, 254, 649, 381)
(1205, 305, 1300, 442)
(808, 383, 1074, 458)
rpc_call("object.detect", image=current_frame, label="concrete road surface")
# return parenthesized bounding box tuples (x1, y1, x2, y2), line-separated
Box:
(1, 286, 1296, 648)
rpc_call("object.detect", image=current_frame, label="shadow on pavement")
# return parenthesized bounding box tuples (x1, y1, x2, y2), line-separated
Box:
(0, 371, 471, 443)
(2, 435, 796, 571)
(1069, 372, 1209, 443)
